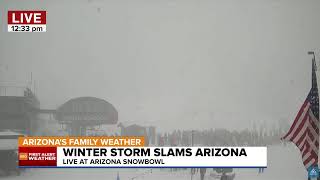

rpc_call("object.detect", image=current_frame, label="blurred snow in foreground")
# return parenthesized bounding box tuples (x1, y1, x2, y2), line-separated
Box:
(2, 145, 306, 180)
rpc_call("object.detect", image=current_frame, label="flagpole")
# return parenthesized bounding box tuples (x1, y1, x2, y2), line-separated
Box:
(308, 52, 316, 63)
(308, 51, 319, 180)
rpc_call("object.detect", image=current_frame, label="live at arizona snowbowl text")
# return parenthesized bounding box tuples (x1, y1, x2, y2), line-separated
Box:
(18, 137, 267, 168)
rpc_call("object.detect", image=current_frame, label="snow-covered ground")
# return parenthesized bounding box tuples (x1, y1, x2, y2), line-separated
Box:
(1, 145, 307, 180)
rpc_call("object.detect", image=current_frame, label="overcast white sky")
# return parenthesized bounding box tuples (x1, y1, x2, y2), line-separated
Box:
(1, 0, 320, 131)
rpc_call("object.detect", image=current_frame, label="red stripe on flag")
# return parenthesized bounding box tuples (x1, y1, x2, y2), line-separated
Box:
(282, 101, 309, 140)
(290, 113, 309, 141)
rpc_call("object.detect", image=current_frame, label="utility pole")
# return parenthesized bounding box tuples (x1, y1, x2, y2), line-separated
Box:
(308, 51, 316, 62)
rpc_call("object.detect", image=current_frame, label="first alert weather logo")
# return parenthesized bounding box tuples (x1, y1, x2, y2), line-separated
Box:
(19, 152, 56, 161)
(19, 153, 28, 161)
(18, 136, 267, 168)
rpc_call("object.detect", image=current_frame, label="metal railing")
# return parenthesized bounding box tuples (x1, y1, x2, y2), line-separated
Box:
(0, 86, 27, 96)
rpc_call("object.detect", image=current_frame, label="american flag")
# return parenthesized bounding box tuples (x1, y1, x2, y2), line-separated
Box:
(282, 59, 319, 169)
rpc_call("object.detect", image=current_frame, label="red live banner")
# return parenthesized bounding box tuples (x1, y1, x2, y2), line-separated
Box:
(8, 11, 46, 24)
(7, 10, 47, 32)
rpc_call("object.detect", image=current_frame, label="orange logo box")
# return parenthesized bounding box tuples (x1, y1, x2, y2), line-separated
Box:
(19, 153, 28, 160)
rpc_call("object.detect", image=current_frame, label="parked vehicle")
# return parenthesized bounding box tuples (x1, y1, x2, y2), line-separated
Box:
(210, 168, 235, 180)
(0, 130, 24, 176)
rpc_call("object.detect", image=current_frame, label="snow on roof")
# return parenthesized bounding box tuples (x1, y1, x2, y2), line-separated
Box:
(0, 130, 23, 136)
(0, 139, 18, 150)
(0, 131, 22, 150)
